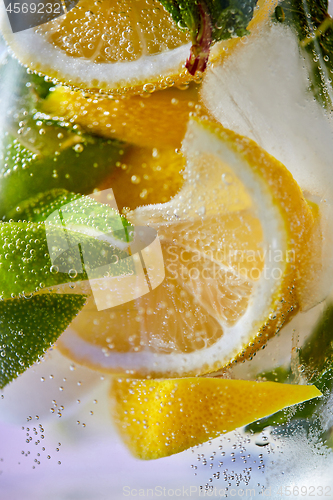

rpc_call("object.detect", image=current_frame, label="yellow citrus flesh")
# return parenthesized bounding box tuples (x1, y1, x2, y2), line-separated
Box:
(43, 83, 211, 149)
(1, 0, 193, 94)
(57, 119, 316, 378)
(110, 377, 322, 459)
(98, 146, 185, 210)
(1, 0, 278, 95)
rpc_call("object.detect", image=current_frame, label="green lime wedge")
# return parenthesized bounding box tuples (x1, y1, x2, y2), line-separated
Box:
(0, 207, 132, 300)
(0, 192, 135, 387)
(7, 189, 81, 222)
(0, 294, 86, 388)
(0, 118, 126, 219)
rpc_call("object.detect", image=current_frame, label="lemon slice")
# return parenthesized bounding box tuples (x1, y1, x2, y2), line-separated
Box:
(1, 0, 277, 95)
(98, 145, 186, 210)
(57, 118, 315, 377)
(42, 83, 208, 149)
(110, 377, 322, 459)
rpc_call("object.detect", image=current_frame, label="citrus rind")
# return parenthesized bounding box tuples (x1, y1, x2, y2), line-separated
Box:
(0, 0, 277, 96)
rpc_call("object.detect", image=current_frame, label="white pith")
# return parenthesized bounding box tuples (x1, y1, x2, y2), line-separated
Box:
(0, 5, 191, 91)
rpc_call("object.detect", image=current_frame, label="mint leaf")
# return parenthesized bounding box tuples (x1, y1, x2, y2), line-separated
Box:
(159, 0, 258, 74)
(0, 294, 86, 388)
(299, 303, 333, 382)
(274, 0, 333, 109)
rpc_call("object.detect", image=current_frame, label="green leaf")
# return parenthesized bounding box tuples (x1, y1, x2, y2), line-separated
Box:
(298, 303, 333, 381)
(274, 0, 333, 109)
(158, 0, 258, 74)
(0, 294, 86, 388)
(256, 366, 292, 384)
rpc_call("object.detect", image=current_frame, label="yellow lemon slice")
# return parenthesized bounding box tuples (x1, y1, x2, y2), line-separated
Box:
(110, 377, 322, 459)
(57, 118, 316, 378)
(1, 0, 277, 95)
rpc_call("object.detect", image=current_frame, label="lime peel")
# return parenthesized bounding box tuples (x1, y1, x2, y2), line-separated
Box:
(0, 294, 86, 388)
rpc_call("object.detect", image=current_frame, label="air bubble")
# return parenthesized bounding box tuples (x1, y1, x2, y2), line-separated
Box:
(131, 175, 141, 184)
(143, 83, 156, 93)
(74, 143, 84, 153)
(222, 173, 233, 185)
(68, 269, 78, 279)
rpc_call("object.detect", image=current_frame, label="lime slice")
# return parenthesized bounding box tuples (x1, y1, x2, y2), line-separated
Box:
(0, 221, 132, 301)
(0, 294, 86, 388)
(7, 189, 81, 222)
(0, 192, 134, 387)
(0, 118, 126, 219)
(0, 194, 132, 300)
(0, 53, 127, 220)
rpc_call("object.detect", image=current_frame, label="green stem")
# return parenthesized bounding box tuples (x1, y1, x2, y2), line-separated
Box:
(300, 15, 333, 47)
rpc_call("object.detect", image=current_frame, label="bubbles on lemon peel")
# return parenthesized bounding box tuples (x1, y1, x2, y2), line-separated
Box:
(25, 0, 193, 95)
(143, 83, 156, 94)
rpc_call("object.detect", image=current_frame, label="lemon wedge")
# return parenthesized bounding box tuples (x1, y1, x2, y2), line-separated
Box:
(43, 83, 208, 149)
(57, 118, 315, 378)
(98, 145, 186, 210)
(110, 377, 322, 460)
(1, 0, 277, 95)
